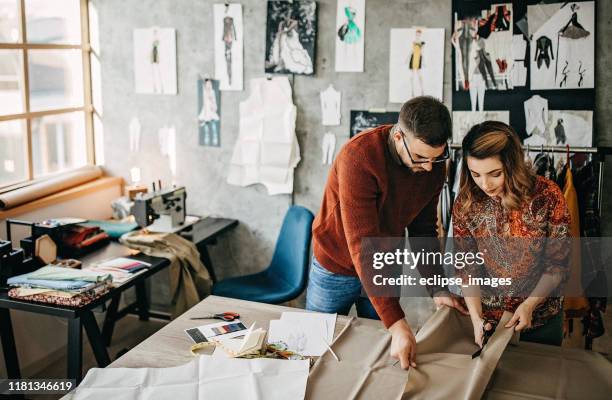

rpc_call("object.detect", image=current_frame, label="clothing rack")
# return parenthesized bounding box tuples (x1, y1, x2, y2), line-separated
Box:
(449, 144, 611, 218)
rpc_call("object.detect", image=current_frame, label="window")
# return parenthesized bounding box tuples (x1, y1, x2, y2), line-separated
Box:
(0, 0, 97, 188)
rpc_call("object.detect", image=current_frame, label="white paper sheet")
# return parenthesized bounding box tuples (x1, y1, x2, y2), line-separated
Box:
(72, 356, 309, 400)
(267, 312, 336, 356)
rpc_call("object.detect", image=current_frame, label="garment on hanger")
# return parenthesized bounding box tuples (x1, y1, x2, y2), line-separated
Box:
(524, 95, 548, 136)
(320, 85, 341, 126)
(561, 166, 589, 318)
(321, 132, 336, 165)
(227, 77, 300, 195)
(533, 152, 556, 182)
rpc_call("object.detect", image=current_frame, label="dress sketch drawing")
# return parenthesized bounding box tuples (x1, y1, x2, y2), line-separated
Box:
(268, 12, 313, 74)
(222, 10, 236, 85)
(198, 79, 220, 147)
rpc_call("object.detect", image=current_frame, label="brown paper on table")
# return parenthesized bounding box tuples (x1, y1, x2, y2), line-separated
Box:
(403, 307, 514, 400)
(485, 341, 612, 400)
(0, 165, 103, 209)
(306, 318, 410, 400)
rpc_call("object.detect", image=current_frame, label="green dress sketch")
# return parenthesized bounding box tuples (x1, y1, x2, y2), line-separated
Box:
(337, 6, 361, 44)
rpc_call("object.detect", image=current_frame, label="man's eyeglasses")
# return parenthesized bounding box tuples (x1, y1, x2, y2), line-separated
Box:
(400, 130, 449, 164)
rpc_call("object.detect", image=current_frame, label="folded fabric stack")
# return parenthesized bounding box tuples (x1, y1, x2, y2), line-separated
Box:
(7, 266, 112, 307)
(87, 257, 151, 285)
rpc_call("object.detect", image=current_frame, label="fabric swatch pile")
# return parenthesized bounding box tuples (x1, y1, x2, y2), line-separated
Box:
(7, 266, 113, 307)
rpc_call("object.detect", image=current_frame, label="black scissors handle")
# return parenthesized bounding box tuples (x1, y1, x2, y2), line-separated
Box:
(472, 319, 496, 359)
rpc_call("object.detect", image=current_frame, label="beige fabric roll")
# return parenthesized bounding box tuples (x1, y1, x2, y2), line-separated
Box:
(403, 307, 514, 400)
(307, 317, 409, 400)
(0, 165, 103, 209)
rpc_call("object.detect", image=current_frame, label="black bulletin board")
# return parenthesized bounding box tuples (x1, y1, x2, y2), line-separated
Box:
(451, 0, 596, 143)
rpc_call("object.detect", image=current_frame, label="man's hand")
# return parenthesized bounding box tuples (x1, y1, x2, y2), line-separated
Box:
(388, 319, 417, 370)
(433, 291, 469, 315)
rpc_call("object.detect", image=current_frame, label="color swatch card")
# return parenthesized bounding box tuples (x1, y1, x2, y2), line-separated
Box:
(184, 320, 247, 344)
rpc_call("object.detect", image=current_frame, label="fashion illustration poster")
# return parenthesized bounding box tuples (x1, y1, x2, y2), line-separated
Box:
(529, 1, 594, 90)
(524, 110, 592, 148)
(335, 0, 365, 72)
(452, 111, 510, 143)
(389, 28, 444, 103)
(214, 3, 243, 91)
(265, 0, 317, 75)
(452, 3, 514, 93)
(350, 110, 398, 137)
(198, 78, 221, 147)
(133, 27, 177, 94)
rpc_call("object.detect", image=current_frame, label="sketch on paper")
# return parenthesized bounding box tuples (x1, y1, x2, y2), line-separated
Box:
(265, 0, 317, 75)
(529, 1, 594, 89)
(389, 28, 444, 103)
(524, 110, 592, 148)
(452, 3, 514, 95)
(197, 78, 221, 147)
(335, 0, 365, 72)
(133, 27, 177, 94)
(214, 3, 243, 91)
(452, 111, 510, 143)
(349, 110, 398, 138)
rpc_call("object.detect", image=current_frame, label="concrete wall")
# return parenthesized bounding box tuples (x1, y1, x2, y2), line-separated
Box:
(92, 0, 612, 301)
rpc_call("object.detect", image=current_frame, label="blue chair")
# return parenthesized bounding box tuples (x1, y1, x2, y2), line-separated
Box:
(211, 205, 314, 304)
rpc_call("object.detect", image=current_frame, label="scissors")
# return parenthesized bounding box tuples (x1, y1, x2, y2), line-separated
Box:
(190, 311, 240, 321)
(471, 319, 496, 359)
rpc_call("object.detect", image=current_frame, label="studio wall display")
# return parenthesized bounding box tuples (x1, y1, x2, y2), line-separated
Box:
(265, 0, 317, 75)
(335, 0, 365, 72)
(214, 3, 243, 91)
(133, 27, 177, 95)
(529, 1, 595, 90)
(350, 110, 399, 138)
(389, 28, 445, 103)
(452, 110, 510, 143)
(197, 78, 221, 147)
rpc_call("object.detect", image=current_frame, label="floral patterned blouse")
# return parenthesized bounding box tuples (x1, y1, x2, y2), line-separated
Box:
(453, 175, 571, 328)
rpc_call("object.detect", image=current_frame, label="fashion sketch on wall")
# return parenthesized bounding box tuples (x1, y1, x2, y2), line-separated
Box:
(133, 27, 177, 94)
(265, 0, 317, 75)
(452, 3, 514, 99)
(524, 110, 592, 148)
(198, 78, 221, 147)
(335, 0, 365, 72)
(350, 110, 399, 138)
(452, 111, 510, 143)
(389, 28, 444, 103)
(214, 3, 243, 91)
(529, 2, 594, 90)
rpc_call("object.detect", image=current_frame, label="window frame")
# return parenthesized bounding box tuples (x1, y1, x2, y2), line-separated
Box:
(0, 0, 95, 188)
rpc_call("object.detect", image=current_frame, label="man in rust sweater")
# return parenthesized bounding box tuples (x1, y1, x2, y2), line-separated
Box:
(306, 96, 467, 369)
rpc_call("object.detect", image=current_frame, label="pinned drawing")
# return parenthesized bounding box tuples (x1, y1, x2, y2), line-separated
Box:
(198, 78, 221, 147)
(214, 3, 243, 91)
(133, 27, 177, 94)
(335, 0, 365, 72)
(265, 0, 317, 75)
(452, 4, 513, 92)
(524, 110, 592, 148)
(529, 2, 594, 89)
(389, 28, 444, 103)
(349, 110, 398, 138)
(452, 111, 510, 143)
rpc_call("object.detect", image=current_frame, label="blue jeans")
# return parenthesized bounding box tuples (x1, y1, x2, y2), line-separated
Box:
(305, 257, 380, 320)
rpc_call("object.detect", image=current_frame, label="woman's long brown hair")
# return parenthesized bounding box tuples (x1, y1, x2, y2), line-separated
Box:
(458, 121, 536, 214)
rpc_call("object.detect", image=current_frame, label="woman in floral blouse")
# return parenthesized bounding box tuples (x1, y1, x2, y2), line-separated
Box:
(453, 121, 571, 347)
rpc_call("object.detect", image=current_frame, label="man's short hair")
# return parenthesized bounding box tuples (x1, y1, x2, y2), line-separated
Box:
(398, 96, 451, 146)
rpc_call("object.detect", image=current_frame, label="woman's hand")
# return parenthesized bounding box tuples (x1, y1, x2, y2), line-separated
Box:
(505, 299, 537, 331)
(471, 315, 493, 347)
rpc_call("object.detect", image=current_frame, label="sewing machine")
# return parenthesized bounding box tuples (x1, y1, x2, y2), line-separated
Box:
(132, 186, 197, 233)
